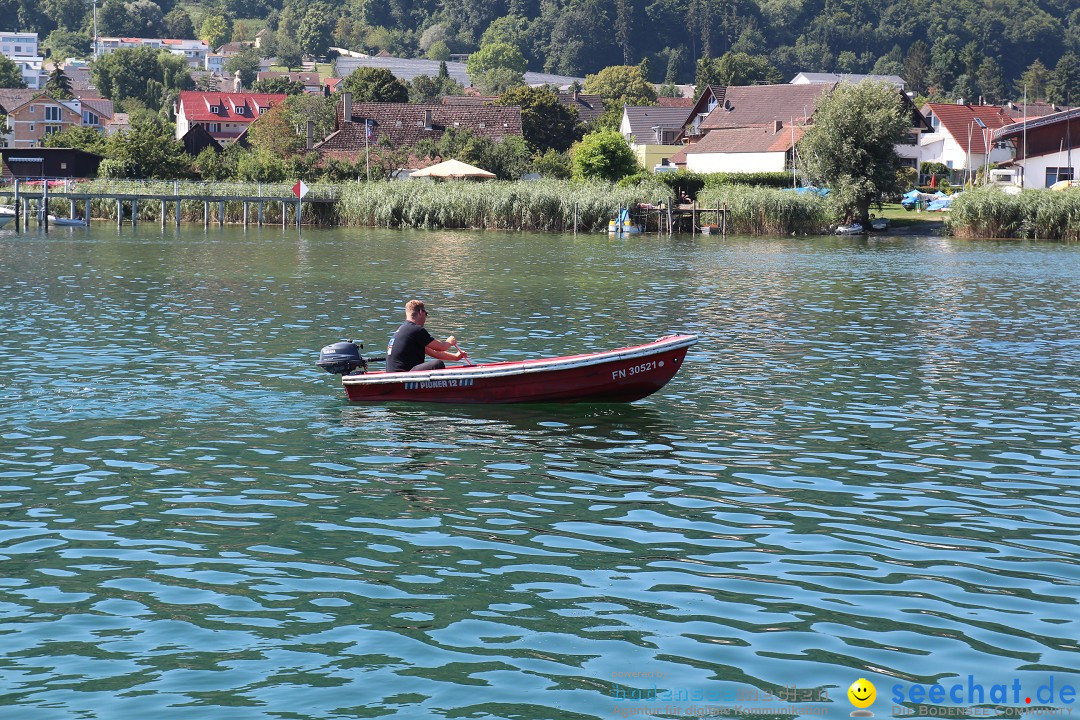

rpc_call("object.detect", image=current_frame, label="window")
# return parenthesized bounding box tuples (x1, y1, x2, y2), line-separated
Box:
(208, 123, 220, 132)
(30, 105, 35, 113)
(1045, 167, 1074, 187)
(29, 124, 34, 131)
(210, 105, 220, 113)
(258, 106, 268, 114)
(45, 125, 61, 135)
(44, 106, 62, 121)
(83, 111, 100, 126)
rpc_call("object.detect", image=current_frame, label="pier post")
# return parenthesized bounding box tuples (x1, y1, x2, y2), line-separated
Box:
(86, 198, 91, 224)
(281, 201, 286, 228)
(258, 202, 263, 226)
(203, 202, 209, 227)
(573, 202, 577, 235)
(12, 179, 18, 232)
(721, 204, 727, 239)
(42, 183, 49, 232)
(161, 199, 166, 228)
(69, 199, 75, 220)
(296, 199, 301, 230)
(219, 201, 224, 227)
(131, 198, 138, 227)
(23, 196, 30, 227)
(117, 199, 122, 228)
(175, 199, 181, 227)
(243, 202, 248, 226)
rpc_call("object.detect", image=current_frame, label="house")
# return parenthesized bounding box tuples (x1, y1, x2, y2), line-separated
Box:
(668, 82, 929, 175)
(96, 37, 210, 69)
(255, 71, 324, 94)
(919, 103, 1016, 183)
(0, 32, 44, 89)
(1, 147, 103, 180)
(1001, 101, 1069, 122)
(791, 72, 906, 90)
(992, 107, 1080, 188)
(557, 91, 604, 124)
(179, 123, 223, 156)
(175, 90, 288, 143)
(312, 93, 523, 165)
(619, 106, 692, 169)
(669, 122, 805, 174)
(2, 94, 114, 148)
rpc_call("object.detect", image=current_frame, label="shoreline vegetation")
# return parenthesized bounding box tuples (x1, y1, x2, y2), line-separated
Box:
(29, 178, 1080, 239)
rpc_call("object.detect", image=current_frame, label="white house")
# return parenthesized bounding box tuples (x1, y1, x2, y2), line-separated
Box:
(96, 37, 209, 69)
(992, 107, 1080, 188)
(919, 103, 1016, 183)
(0, 32, 44, 89)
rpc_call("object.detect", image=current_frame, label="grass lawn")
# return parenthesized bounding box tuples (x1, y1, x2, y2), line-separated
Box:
(874, 202, 945, 228)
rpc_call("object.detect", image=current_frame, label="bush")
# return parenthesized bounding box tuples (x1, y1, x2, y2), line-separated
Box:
(695, 184, 830, 235)
(946, 187, 1080, 240)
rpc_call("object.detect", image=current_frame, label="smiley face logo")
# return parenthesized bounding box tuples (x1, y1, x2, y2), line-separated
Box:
(848, 678, 876, 715)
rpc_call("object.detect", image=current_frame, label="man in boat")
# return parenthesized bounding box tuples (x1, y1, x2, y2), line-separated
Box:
(386, 299, 467, 372)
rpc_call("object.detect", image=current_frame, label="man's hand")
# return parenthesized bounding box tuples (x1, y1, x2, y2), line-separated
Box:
(446, 335, 457, 347)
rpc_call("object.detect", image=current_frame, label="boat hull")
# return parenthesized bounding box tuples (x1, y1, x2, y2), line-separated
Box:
(340, 335, 698, 404)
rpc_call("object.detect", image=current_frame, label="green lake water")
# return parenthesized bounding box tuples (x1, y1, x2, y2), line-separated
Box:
(1, 226, 1078, 719)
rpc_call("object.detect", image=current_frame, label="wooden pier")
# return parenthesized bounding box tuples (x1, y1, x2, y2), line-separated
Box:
(624, 202, 730, 237)
(0, 180, 334, 232)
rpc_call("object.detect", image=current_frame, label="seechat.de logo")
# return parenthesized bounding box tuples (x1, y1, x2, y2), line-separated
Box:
(849, 678, 877, 717)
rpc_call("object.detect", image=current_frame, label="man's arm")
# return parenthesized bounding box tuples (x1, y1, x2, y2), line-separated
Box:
(424, 341, 466, 362)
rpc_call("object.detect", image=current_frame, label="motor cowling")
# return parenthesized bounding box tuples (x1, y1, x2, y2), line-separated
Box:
(317, 340, 366, 375)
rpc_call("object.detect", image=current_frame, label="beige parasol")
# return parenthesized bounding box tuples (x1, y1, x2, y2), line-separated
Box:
(410, 158, 497, 180)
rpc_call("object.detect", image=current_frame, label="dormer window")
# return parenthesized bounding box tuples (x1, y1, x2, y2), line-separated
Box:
(258, 106, 267, 114)
(210, 105, 220, 113)
(235, 106, 245, 115)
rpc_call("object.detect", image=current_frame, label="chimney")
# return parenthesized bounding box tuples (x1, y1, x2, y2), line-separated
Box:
(306, 120, 314, 150)
(342, 92, 352, 124)
(424, 108, 433, 130)
(774, 119, 783, 132)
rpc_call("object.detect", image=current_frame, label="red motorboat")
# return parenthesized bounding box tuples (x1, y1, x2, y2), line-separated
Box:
(318, 335, 698, 404)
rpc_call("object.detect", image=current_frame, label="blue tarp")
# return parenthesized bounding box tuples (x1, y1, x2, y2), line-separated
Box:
(926, 194, 956, 211)
(793, 186, 831, 196)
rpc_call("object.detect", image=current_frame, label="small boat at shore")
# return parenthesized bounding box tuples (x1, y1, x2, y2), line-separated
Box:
(835, 223, 864, 235)
(318, 334, 698, 404)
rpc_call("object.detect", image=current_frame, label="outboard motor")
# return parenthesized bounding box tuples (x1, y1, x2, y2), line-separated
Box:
(317, 340, 366, 375)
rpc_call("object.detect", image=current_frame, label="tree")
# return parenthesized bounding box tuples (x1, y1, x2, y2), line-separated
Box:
(904, 40, 930, 96)
(46, 66, 74, 99)
(495, 85, 581, 153)
(408, 73, 464, 104)
(466, 42, 527, 82)
(200, 14, 232, 51)
(480, 15, 529, 56)
(426, 41, 450, 61)
(250, 77, 307, 95)
(571, 128, 638, 181)
(798, 81, 910, 228)
(584, 65, 656, 105)
(473, 67, 526, 95)
(975, 58, 1004, 104)
(275, 34, 303, 71)
(695, 52, 781, 88)
(0, 55, 26, 88)
(532, 148, 572, 179)
(246, 102, 304, 157)
(296, 3, 335, 58)
(1016, 59, 1050, 102)
(42, 125, 107, 155)
(45, 0, 87, 31)
(44, 30, 90, 61)
(163, 7, 195, 39)
(103, 118, 193, 179)
(1047, 52, 1079, 105)
(339, 67, 409, 102)
(928, 35, 960, 94)
(91, 46, 192, 110)
(224, 46, 261, 88)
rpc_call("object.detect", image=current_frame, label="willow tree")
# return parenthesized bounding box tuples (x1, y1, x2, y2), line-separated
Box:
(798, 81, 910, 228)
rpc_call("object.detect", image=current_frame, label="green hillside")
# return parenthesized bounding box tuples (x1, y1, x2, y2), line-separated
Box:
(4, 0, 1079, 102)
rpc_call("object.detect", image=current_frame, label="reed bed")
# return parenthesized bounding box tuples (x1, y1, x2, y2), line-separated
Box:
(696, 185, 830, 235)
(946, 188, 1080, 240)
(335, 179, 672, 231)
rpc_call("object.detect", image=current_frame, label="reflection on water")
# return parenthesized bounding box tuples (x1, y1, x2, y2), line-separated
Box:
(1, 227, 1078, 719)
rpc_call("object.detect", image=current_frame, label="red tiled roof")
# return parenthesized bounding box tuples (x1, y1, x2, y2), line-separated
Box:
(700, 83, 832, 130)
(658, 97, 694, 107)
(317, 102, 523, 151)
(686, 124, 805, 154)
(178, 90, 287, 124)
(922, 103, 1014, 155)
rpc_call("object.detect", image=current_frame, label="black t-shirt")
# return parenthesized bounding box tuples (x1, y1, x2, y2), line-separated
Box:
(386, 321, 435, 371)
